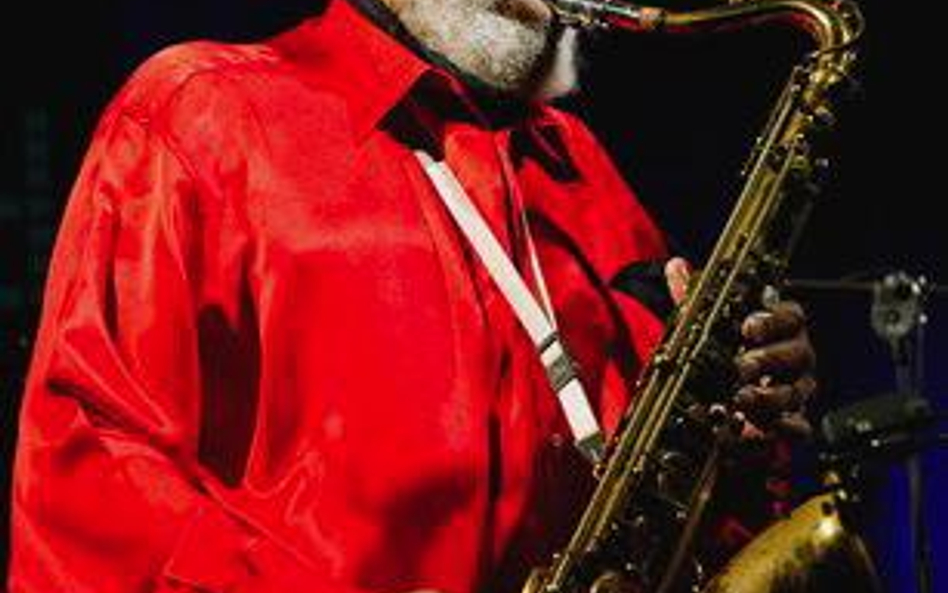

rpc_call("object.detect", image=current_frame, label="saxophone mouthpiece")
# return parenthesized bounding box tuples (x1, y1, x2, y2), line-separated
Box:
(544, 0, 667, 31)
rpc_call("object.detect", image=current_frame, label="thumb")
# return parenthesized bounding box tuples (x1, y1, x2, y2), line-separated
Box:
(664, 256, 692, 305)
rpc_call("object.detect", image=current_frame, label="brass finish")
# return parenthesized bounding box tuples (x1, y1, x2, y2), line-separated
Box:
(526, 0, 873, 591)
(702, 490, 884, 593)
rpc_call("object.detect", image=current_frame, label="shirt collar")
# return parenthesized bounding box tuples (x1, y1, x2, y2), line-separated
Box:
(269, 0, 432, 139)
(269, 0, 577, 172)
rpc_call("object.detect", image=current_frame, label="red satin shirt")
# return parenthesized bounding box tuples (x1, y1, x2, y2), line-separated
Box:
(9, 1, 688, 592)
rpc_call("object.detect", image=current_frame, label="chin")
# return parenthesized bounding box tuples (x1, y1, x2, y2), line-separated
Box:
(532, 27, 580, 100)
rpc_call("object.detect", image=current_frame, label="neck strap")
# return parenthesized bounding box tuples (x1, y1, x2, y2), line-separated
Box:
(414, 149, 604, 463)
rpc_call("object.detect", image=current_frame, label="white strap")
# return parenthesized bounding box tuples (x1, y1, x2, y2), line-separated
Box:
(414, 150, 604, 463)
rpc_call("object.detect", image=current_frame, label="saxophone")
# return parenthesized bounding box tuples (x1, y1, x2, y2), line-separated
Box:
(524, 1, 876, 592)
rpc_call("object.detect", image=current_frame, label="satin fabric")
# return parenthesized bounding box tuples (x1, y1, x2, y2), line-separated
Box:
(8, 1, 780, 592)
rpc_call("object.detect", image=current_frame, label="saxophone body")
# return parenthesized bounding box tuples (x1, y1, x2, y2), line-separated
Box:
(524, 1, 873, 592)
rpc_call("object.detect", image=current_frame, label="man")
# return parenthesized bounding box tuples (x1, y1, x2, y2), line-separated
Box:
(7, 0, 816, 590)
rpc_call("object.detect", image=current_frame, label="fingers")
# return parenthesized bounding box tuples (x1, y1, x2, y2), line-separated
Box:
(736, 299, 814, 383)
(735, 336, 816, 384)
(733, 297, 817, 441)
(735, 374, 816, 425)
(740, 300, 807, 345)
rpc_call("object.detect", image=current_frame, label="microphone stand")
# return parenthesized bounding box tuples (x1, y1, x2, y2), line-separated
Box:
(869, 271, 934, 593)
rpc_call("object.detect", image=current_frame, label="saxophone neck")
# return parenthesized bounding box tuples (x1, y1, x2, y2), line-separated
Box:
(547, 0, 864, 52)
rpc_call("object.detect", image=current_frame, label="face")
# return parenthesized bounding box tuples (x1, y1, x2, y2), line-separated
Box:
(388, 0, 580, 99)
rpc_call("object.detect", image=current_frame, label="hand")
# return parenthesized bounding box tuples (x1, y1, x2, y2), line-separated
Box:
(663, 257, 817, 440)
(733, 298, 816, 439)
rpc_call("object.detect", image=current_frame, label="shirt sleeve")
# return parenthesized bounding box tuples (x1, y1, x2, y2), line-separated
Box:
(7, 100, 354, 593)
(548, 108, 671, 364)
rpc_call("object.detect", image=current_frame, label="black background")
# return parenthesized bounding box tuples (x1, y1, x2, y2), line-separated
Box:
(2, 0, 945, 591)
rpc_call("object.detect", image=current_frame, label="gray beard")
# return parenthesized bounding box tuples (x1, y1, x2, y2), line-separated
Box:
(394, 0, 579, 99)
